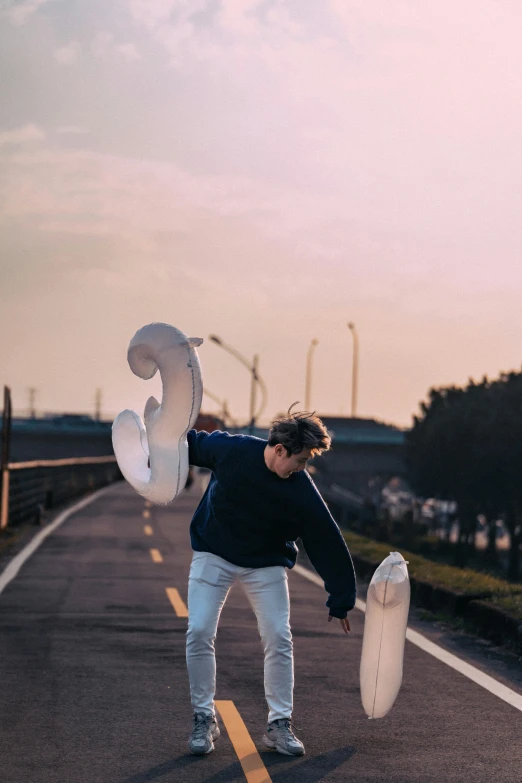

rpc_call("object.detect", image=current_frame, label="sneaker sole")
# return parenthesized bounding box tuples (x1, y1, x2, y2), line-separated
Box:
(189, 744, 214, 755)
(262, 737, 305, 756)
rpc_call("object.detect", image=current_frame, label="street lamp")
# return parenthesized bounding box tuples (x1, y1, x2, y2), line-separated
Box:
(347, 322, 359, 418)
(202, 388, 238, 428)
(208, 335, 268, 434)
(305, 339, 319, 411)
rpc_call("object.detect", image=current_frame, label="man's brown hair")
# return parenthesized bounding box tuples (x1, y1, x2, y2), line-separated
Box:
(267, 401, 332, 457)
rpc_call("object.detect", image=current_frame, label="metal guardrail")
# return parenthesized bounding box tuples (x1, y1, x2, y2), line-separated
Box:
(1, 386, 122, 530)
(1, 456, 121, 529)
(327, 483, 365, 508)
(312, 480, 367, 530)
(1, 386, 12, 530)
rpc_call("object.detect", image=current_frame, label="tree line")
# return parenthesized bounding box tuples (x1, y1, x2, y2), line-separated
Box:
(404, 370, 522, 582)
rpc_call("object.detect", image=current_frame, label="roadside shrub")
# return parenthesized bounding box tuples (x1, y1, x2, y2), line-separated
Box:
(343, 529, 522, 598)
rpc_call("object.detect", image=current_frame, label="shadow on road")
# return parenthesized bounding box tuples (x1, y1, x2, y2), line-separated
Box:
(264, 745, 357, 781)
(119, 745, 357, 783)
(117, 754, 239, 783)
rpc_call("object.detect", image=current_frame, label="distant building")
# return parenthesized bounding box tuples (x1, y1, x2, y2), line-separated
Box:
(6, 415, 113, 461)
(223, 415, 406, 500)
(5, 410, 226, 462)
(312, 416, 406, 500)
(194, 412, 225, 432)
(5, 410, 404, 497)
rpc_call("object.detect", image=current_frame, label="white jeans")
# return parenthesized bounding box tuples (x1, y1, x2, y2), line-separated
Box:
(186, 551, 293, 723)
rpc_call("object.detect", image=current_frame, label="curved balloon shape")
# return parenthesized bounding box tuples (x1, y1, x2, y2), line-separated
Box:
(359, 552, 410, 719)
(112, 322, 204, 504)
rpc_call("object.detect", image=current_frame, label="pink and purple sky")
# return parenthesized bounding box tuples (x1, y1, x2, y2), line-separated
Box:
(1, 0, 522, 428)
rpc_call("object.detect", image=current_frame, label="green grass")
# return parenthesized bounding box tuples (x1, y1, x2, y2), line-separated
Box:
(343, 529, 522, 597)
(0, 530, 21, 556)
(484, 592, 522, 618)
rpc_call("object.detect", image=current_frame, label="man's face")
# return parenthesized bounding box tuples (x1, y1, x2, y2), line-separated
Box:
(273, 444, 313, 479)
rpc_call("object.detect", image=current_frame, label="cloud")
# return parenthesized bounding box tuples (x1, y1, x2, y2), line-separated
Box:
(55, 125, 90, 135)
(90, 31, 141, 62)
(54, 40, 81, 65)
(0, 142, 370, 332)
(115, 42, 141, 62)
(0, 123, 45, 146)
(0, 0, 55, 26)
(90, 30, 115, 58)
(128, 0, 183, 30)
(127, 0, 313, 66)
(0, 141, 372, 263)
(0, 145, 309, 238)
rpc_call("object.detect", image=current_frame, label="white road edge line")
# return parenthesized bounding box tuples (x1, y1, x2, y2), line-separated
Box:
(292, 562, 522, 713)
(0, 485, 115, 597)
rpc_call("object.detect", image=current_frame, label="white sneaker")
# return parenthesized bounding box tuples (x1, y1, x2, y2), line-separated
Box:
(262, 718, 305, 756)
(188, 711, 220, 755)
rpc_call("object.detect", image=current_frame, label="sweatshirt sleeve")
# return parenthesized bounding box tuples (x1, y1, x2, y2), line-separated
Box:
(298, 474, 357, 619)
(186, 429, 239, 471)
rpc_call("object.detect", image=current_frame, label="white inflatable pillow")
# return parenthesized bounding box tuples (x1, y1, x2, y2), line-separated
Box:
(360, 552, 410, 719)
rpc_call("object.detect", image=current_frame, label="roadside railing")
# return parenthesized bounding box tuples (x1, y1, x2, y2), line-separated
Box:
(316, 481, 365, 525)
(1, 456, 122, 529)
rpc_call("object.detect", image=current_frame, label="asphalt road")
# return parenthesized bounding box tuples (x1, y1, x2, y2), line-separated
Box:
(0, 479, 521, 783)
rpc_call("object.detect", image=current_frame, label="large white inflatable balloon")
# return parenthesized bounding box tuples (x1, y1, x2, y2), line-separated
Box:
(112, 323, 204, 504)
(360, 552, 410, 719)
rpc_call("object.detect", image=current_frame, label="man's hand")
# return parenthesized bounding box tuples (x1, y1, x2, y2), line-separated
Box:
(328, 615, 351, 634)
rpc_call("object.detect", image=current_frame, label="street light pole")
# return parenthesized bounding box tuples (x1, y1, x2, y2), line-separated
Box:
(249, 354, 259, 435)
(202, 388, 238, 428)
(208, 336, 268, 432)
(347, 322, 359, 418)
(305, 339, 318, 411)
(95, 388, 102, 422)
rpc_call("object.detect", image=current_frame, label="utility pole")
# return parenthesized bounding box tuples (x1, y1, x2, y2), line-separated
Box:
(305, 339, 318, 411)
(209, 335, 268, 432)
(249, 355, 259, 435)
(202, 388, 238, 428)
(95, 388, 102, 422)
(28, 387, 37, 419)
(347, 322, 359, 418)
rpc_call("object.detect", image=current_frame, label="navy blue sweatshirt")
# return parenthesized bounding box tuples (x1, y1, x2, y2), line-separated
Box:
(187, 429, 356, 619)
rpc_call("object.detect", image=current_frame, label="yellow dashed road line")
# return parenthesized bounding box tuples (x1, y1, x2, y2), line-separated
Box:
(215, 701, 273, 783)
(150, 548, 163, 563)
(165, 587, 188, 617)
(142, 509, 151, 519)
(144, 525, 153, 536)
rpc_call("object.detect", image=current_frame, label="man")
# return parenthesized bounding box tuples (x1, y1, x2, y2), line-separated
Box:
(185, 403, 356, 756)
